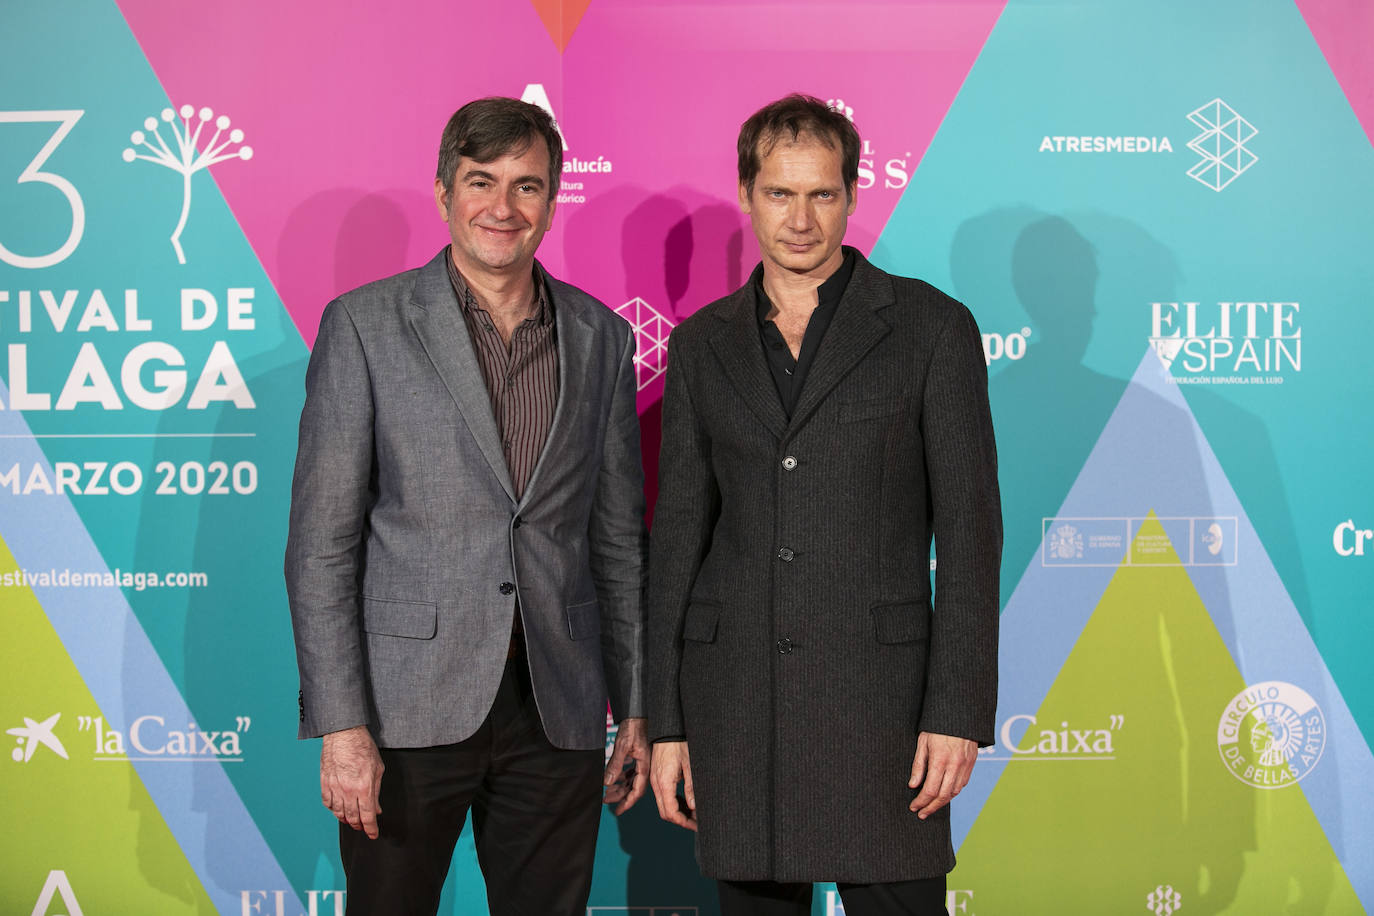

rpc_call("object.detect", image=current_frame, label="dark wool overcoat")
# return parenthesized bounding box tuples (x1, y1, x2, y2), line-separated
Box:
(647, 249, 1002, 883)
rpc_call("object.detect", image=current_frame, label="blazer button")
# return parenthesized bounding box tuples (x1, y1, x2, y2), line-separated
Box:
(777, 547, 794, 562)
(512, 517, 523, 529)
(777, 637, 793, 655)
(782, 456, 798, 471)
(499, 582, 515, 595)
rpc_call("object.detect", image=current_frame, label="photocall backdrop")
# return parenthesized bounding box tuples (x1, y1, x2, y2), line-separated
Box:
(2, 0, 1371, 913)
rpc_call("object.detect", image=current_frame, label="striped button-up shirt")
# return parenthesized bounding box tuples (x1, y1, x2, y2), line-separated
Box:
(445, 249, 559, 501)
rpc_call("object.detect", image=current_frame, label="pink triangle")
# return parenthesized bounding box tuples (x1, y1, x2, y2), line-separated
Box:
(1295, 0, 1374, 148)
(114, 0, 1005, 347)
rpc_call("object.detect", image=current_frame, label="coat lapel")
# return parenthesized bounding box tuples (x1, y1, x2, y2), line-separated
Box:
(408, 250, 517, 504)
(787, 251, 894, 431)
(517, 272, 593, 510)
(707, 278, 788, 441)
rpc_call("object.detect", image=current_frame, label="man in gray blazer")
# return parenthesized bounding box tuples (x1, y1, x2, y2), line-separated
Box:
(285, 97, 649, 915)
(647, 95, 1001, 914)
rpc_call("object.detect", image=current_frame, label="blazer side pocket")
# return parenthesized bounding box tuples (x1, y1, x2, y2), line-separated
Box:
(362, 596, 437, 639)
(682, 602, 721, 643)
(567, 599, 600, 640)
(870, 601, 930, 645)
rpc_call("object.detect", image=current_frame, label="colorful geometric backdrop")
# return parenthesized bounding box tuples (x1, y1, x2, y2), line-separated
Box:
(2, 0, 1371, 913)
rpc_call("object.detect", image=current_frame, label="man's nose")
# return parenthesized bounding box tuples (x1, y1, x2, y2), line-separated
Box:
(785, 198, 812, 230)
(489, 191, 516, 219)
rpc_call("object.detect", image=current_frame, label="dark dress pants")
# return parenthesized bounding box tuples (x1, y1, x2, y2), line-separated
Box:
(718, 876, 947, 916)
(339, 651, 604, 916)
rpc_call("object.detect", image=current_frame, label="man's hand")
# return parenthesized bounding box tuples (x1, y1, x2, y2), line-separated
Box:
(603, 717, 650, 815)
(649, 739, 697, 831)
(321, 725, 385, 839)
(908, 731, 977, 819)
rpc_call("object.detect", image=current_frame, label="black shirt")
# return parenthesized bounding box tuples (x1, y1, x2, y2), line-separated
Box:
(756, 248, 856, 419)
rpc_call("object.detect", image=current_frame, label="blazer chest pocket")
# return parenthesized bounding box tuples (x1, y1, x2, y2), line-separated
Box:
(362, 596, 437, 639)
(839, 396, 903, 423)
(682, 602, 720, 643)
(871, 601, 929, 645)
(567, 599, 600, 640)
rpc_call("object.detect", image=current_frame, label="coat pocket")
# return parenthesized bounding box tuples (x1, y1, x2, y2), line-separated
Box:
(361, 596, 437, 639)
(682, 602, 721, 643)
(839, 396, 902, 423)
(870, 601, 929, 645)
(566, 599, 600, 640)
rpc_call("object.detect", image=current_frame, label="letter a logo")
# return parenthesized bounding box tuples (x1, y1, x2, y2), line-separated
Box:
(30, 870, 83, 916)
(520, 83, 568, 150)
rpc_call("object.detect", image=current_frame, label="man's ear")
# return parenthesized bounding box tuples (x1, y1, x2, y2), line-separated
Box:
(738, 181, 752, 214)
(434, 179, 450, 220)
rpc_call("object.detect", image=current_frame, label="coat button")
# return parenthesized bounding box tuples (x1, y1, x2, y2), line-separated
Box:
(777, 637, 793, 655)
(512, 517, 523, 529)
(782, 456, 798, 471)
(499, 582, 515, 595)
(777, 547, 794, 562)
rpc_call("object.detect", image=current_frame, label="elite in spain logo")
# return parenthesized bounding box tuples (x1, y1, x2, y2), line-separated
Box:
(1217, 681, 1325, 788)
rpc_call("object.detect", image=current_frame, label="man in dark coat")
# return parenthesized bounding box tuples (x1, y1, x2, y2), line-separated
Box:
(647, 94, 1001, 915)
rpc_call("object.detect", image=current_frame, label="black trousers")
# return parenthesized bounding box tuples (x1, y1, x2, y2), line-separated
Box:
(718, 876, 947, 916)
(339, 652, 604, 916)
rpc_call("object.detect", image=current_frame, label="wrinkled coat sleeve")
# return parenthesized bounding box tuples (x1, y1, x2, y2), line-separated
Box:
(646, 330, 720, 741)
(589, 321, 650, 721)
(284, 299, 376, 739)
(916, 303, 1001, 746)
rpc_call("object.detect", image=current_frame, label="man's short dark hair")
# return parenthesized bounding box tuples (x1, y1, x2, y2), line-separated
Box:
(437, 97, 563, 200)
(737, 94, 860, 197)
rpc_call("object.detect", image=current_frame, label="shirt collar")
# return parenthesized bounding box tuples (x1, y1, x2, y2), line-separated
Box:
(755, 246, 855, 325)
(445, 246, 553, 327)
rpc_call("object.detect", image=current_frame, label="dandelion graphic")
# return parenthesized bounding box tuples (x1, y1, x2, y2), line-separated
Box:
(121, 104, 253, 264)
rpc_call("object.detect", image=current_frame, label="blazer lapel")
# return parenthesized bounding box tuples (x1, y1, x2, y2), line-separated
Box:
(787, 251, 893, 432)
(517, 271, 592, 510)
(408, 251, 517, 504)
(707, 279, 788, 441)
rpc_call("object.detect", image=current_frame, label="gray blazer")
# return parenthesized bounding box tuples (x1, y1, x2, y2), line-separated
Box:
(647, 249, 1001, 882)
(286, 249, 647, 751)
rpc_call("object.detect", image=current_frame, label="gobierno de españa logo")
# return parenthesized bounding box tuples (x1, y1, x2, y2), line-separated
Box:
(1217, 681, 1325, 788)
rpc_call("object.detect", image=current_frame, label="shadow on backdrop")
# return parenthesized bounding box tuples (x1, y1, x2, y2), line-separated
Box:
(947, 208, 1338, 911)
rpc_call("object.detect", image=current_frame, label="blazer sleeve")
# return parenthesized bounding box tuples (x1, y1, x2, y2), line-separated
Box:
(917, 302, 1003, 746)
(588, 320, 649, 721)
(646, 331, 721, 742)
(283, 298, 376, 739)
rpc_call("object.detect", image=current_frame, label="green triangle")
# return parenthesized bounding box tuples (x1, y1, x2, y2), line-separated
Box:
(951, 515, 1362, 913)
(0, 536, 217, 913)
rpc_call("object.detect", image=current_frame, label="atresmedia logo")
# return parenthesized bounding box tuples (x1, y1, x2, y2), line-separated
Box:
(1186, 98, 1258, 192)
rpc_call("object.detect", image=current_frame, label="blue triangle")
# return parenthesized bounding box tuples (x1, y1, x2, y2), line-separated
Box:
(953, 350, 1374, 908)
